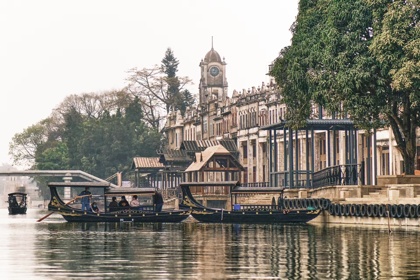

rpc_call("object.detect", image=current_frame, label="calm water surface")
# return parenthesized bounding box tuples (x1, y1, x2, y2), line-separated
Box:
(1, 209, 420, 279)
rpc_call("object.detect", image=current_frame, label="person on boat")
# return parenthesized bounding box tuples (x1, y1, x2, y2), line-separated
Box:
(10, 196, 18, 207)
(19, 199, 26, 207)
(153, 191, 164, 212)
(91, 201, 100, 213)
(78, 187, 92, 212)
(108, 196, 118, 212)
(130, 195, 140, 209)
(118, 196, 129, 208)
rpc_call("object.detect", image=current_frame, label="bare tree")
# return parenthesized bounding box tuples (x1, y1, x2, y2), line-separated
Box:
(54, 90, 133, 120)
(125, 65, 193, 129)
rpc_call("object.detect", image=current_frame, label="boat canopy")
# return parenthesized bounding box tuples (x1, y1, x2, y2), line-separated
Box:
(179, 181, 241, 188)
(8, 192, 27, 197)
(105, 187, 156, 196)
(231, 186, 284, 194)
(47, 181, 157, 196)
(48, 182, 111, 189)
(179, 181, 283, 193)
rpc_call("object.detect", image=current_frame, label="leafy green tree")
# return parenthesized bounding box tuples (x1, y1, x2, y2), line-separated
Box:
(36, 142, 70, 170)
(58, 96, 161, 179)
(162, 48, 180, 100)
(62, 106, 85, 170)
(10, 90, 162, 186)
(9, 119, 51, 168)
(368, 0, 420, 173)
(162, 48, 196, 115)
(270, 0, 419, 174)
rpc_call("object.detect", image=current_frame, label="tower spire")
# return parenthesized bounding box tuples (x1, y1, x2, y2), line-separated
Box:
(211, 36, 213, 49)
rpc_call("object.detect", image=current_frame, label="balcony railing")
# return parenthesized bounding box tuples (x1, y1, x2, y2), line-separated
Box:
(239, 182, 270, 188)
(313, 163, 363, 188)
(266, 163, 364, 189)
(270, 170, 312, 188)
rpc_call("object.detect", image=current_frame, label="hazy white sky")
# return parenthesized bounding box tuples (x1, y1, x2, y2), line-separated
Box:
(0, 0, 298, 168)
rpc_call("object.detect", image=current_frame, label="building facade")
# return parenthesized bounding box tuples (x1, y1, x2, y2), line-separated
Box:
(162, 47, 420, 187)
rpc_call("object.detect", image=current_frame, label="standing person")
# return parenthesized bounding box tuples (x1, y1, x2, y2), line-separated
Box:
(108, 196, 118, 212)
(118, 196, 129, 208)
(154, 191, 164, 212)
(78, 187, 91, 212)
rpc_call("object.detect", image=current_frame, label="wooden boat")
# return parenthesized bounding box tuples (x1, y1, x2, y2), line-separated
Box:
(45, 181, 190, 223)
(179, 181, 321, 224)
(7, 192, 28, 214)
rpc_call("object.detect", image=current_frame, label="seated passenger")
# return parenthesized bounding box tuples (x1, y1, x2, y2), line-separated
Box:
(130, 195, 140, 209)
(91, 202, 100, 213)
(108, 196, 118, 212)
(118, 196, 129, 208)
(10, 197, 18, 207)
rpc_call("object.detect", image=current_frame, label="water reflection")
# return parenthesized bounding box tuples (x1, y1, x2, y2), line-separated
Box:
(1, 209, 420, 279)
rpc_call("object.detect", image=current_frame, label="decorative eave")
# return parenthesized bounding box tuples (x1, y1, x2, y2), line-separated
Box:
(260, 119, 357, 131)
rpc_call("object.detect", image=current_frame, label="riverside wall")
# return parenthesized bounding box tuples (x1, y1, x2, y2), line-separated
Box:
(232, 178, 420, 228)
(311, 209, 420, 228)
(281, 181, 420, 228)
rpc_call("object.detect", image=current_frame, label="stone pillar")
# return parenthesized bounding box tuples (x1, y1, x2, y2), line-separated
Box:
(388, 187, 400, 201)
(339, 188, 350, 199)
(63, 175, 72, 200)
(298, 189, 308, 198)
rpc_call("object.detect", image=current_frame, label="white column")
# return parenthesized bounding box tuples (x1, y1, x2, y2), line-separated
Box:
(372, 133, 377, 185)
(389, 127, 394, 175)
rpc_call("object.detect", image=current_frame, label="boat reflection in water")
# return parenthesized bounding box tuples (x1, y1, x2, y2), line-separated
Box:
(24, 216, 420, 279)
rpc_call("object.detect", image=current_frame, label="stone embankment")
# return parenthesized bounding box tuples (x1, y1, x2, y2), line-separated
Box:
(281, 178, 420, 228)
(280, 197, 420, 227)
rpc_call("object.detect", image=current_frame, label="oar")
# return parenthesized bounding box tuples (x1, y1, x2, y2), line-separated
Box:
(36, 194, 91, 222)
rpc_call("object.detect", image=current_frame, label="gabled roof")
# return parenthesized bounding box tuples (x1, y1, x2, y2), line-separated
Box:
(158, 149, 191, 162)
(159, 149, 192, 166)
(185, 145, 244, 172)
(131, 157, 164, 169)
(156, 140, 239, 167)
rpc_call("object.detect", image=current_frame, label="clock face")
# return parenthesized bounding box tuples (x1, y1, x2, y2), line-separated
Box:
(209, 66, 220, 77)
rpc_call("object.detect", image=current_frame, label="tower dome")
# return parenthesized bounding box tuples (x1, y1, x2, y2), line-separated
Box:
(204, 48, 222, 63)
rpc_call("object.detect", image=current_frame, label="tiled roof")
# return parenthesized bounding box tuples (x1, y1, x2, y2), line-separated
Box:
(185, 145, 244, 172)
(181, 139, 237, 153)
(132, 157, 164, 169)
(260, 119, 356, 131)
(159, 149, 191, 163)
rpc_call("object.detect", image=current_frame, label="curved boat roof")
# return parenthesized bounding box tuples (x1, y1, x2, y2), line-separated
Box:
(48, 182, 111, 188)
(105, 187, 156, 196)
(8, 192, 27, 196)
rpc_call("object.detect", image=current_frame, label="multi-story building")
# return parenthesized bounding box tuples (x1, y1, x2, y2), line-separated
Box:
(161, 46, 420, 189)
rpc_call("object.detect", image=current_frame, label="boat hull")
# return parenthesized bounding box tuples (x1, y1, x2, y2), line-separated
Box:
(190, 209, 321, 224)
(8, 207, 27, 215)
(57, 210, 190, 223)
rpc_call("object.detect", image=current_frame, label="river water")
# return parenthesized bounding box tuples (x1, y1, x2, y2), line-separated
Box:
(1, 209, 420, 279)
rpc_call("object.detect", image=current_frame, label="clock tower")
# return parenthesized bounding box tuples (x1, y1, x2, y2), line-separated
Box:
(199, 44, 228, 105)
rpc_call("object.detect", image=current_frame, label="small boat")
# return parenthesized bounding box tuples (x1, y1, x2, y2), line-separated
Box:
(45, 181, 190, 223)
(179, 181, 321, 224)
(7, 192, 28, 214)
